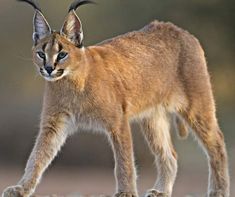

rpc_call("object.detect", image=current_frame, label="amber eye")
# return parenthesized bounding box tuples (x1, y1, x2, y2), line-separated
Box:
(57, 52, 68, 61)
(37, 51, 46, 59)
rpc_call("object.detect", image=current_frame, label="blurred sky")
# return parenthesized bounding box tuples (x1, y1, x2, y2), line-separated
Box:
(0, 0, 234, 195)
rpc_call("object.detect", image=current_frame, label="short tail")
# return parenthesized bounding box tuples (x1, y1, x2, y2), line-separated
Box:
(174, 115, 189, 139)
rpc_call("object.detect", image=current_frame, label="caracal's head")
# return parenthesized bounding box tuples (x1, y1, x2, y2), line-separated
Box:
(18, 0, 94, 82)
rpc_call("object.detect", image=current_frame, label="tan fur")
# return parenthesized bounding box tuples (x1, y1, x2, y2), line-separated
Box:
(2, 19, 229, 197)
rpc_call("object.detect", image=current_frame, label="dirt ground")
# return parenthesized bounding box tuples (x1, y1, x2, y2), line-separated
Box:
(0, 166, 234, 197)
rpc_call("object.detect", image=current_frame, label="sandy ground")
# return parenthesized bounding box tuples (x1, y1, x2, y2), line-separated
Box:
(0, 166, 234, 197)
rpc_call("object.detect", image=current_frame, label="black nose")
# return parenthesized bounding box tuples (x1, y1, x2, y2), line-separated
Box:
(44, 66, 53, 75)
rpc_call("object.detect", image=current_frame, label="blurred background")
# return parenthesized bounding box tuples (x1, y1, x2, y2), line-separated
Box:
(0, 0, 234, 196)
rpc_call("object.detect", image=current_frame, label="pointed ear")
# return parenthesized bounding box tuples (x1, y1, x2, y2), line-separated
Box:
(60, 10, 83, 47)
(33, 11, 51, 45)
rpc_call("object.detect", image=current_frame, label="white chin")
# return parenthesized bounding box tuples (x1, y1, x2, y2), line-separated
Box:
(43, 71, 69, 82)
(44, 76, 63, 82)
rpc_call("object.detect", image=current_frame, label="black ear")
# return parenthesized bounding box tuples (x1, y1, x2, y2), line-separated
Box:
(60, 10, 83, 47)
(33, 10, 51, 45)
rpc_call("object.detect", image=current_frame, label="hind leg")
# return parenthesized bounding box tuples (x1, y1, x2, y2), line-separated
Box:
(177, 37, 230, 196)
(181, 105, 229, 197)
(140, 106, 177, 197)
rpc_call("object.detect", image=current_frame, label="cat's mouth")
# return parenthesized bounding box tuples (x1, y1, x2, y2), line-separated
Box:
(39, 68, 68, 81)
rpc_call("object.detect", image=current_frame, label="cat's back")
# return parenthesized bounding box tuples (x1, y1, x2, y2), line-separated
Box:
(98, 20, 192, 49)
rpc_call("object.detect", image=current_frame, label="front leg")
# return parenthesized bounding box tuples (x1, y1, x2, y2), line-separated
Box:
(2, 112, 74, 197)
(108, 118, 138, 197)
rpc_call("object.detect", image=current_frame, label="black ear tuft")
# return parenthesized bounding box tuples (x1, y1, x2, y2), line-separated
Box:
(69, 0, 96, 12)
(17, 0, 51, 44)
(17, 0, 42, 12)
(62, 0, 96, 47)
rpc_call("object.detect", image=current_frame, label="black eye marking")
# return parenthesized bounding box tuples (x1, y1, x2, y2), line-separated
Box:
(57, 52, 68, 61)
(42, 43, 47, 52)
(58, 43, 63, 52)
(37, 51, 46, 59)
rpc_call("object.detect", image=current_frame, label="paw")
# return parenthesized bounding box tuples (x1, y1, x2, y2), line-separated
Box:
(144, 189, 169, 197)
(114, 192, 137, 197)
(2, 185, 26, 197)
(209, 190, 227, 197)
